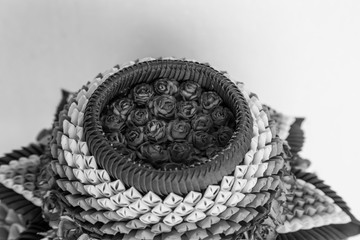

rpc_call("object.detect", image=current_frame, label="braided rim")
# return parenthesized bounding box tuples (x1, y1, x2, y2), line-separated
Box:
(83, 59, 253, 196)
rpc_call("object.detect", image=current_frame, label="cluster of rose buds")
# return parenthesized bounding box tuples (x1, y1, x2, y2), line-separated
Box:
(100, 78, 235, 170)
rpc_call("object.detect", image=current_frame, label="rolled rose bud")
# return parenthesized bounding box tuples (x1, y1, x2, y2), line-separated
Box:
(200, 91, 222, 112)
(112, 98, 135, 120)
(116, 147, 136, 161)
(105, 132, 127, 147)
(214, 126, 234, 147)
(139, 143, 170, 166)
(42, 191, 64, 224)
(102, 113, 125, 132)
(177, 101, 199, 120)
(144, 119, 167, 143)
(167, 119, 191, 141)
(132, 83, 154, 105)
(188, 131, 215, 151)
(205, 146, 222, 158)
(168, 142, 194, 163)
(149, 95, 177, 120)
(154, 78, 179, 95)
(191, 113, 213, 132)
(211, 106, 234, 126)
(58, 217, 83, 240)
(179, 81, 202, 101)
(127, 108, 151, 126)
(125, 127, 145, 149)
(37, 164, 56, 193)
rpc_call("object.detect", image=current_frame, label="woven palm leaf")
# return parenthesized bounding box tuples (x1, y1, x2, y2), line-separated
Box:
(1, 57, 359, 240)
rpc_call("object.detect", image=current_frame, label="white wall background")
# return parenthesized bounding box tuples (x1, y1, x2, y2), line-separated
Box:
(0, 1, 359, 238)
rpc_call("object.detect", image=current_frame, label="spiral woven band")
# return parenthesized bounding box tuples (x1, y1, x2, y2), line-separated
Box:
(83, 59, 253, 196)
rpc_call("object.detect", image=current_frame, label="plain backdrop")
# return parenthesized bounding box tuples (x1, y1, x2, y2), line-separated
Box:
(0, 1, 359, 238)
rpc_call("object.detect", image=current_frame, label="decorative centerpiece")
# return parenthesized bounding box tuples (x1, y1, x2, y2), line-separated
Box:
(0, 58, 359, 240)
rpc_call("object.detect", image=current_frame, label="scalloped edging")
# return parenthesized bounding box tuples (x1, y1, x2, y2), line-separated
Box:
(276, 178, 351, 233)
(276, 170, 360, 240)
(0, 144, 45, 221)
(0, 154, 42, 206)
